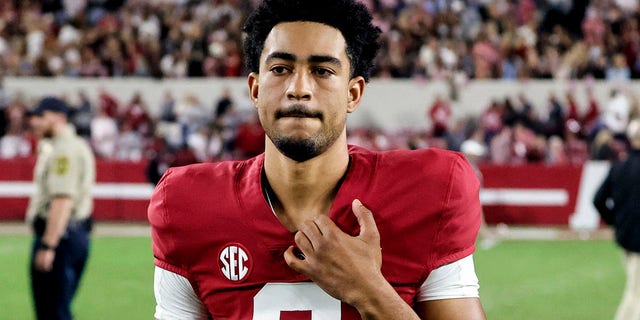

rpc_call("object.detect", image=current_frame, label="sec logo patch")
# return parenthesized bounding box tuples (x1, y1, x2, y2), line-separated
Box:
(54, 156, 69, 175)
(219, 243, 252, 282)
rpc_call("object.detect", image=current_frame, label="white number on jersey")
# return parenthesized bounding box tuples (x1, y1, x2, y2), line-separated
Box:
(253, 283, 340, 319)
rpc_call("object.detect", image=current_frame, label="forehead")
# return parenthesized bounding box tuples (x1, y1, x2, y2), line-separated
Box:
(261, 21, 348, 63)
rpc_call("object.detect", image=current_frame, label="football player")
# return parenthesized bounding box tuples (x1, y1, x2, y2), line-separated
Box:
(149, 0, 486, 318)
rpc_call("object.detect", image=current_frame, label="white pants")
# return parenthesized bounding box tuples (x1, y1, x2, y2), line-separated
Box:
(615, 251, 640, 320)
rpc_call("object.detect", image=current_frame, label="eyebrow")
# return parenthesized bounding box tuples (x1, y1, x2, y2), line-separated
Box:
(265, 51, 343, 68)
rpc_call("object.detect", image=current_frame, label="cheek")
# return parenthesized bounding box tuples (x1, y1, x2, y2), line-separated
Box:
(256, 84, 283, 108)
(255, 106, 267, 123)
(325, 108, 347, 127)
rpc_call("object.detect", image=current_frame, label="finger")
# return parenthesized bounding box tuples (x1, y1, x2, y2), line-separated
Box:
(352, 199, 380, 243)
(294, 229, 314, 255)
(298, 219, 323, 247)
(311, 214, 341, 239)
(284, 245, 308, 273)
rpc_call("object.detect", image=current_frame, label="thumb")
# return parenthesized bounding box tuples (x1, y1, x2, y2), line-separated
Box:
(352, 199, 380, 244)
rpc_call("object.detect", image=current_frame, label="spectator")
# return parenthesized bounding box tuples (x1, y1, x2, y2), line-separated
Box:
(565, 91, 580, 124)
(71, 90, 94, 138)
(427, 94, 452, 137)
(472, 30, 501, 79)
(98, 88, 120, 118)
(564, 121, 590, 164)
(603, 89, 631, 138)
(232, 112, 265, 159)
(517, 93, 544, 134)
(90, 107, 118, 159)
(121, 91, 152, 136)
(606, 53, 631, 81)
(212, 91, 241, 154)
(0, 125, 31, 158)
(490, 126, 513, 164)
(480, 99, 504, 143)
(544, 92, 566, 138)
(207, 125, 225, 161)
(159, 90, 176, 123)
(176, 94, 209, 145)
(4, 94, 29, 136)
(590, 129, 619, 161)
(186, 126, 209, 163)
(78, 47, 108, 77)
(146, 137, 173, 186)
(582, 6, 606, 47)
(513, 122, 545, 163)
(114, 122, 143, 161)
(583, 89, 602, 138)
(547, 135, 568, 165)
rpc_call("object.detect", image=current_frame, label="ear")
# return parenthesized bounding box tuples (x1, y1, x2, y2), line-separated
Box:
(248, 72, 259, 109)
(347, 76, 365, 113)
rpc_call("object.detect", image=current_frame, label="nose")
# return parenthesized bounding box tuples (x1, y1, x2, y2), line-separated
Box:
(286, 71, 312, 101)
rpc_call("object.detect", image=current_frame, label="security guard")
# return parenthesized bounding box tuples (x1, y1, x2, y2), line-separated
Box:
(27, 96, 95, 320)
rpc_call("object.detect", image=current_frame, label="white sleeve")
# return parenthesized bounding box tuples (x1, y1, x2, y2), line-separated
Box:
(417, 254, 480, 301)
(154, 266, 210, 320)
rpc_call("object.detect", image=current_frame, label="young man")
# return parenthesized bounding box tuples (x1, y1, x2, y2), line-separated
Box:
(149, 0, 486, 319)
(27, 97, 95, 320)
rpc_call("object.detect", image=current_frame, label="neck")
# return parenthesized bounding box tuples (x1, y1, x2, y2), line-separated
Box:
(52, 121, 67, 137)
(263, 134, 350, 231)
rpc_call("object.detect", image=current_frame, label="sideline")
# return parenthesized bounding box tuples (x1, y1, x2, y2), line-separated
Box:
(488, 224, 613, 241)
(0, 221, 151, 237)
(0, 221, 613, 240)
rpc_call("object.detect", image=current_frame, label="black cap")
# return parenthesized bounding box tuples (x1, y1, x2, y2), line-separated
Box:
(29, 97, 69, 116)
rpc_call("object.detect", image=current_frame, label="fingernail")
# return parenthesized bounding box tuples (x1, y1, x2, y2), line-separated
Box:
(293, 247, 306, 260)
(354, 199, 362, 206)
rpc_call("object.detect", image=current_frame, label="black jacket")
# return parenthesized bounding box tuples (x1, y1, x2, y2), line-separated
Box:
(594, 149, 640, 253)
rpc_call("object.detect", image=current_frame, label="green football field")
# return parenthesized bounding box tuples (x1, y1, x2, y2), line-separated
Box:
(0, 235, 625, 320)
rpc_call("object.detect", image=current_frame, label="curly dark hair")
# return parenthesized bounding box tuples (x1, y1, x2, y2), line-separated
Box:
(243, 0, 381, 82)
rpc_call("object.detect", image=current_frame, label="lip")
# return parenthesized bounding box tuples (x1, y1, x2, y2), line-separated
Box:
(276, 113, 321, 120)
(280, 114, 314, 118)
(275, 104, 323, 120)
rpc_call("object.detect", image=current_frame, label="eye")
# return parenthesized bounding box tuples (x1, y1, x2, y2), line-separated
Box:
(270, 66, 289, 74)
(312, 67, 334, 77)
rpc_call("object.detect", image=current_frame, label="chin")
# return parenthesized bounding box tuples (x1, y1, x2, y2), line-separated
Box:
(273, 137, 322, 162)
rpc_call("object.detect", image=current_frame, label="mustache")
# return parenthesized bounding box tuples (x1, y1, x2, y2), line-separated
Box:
(275, 104, 323, 120)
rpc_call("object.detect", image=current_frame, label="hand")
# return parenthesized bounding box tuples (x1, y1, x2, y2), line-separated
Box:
(34, 248, 56, 272)
(284, 199, 383, 306)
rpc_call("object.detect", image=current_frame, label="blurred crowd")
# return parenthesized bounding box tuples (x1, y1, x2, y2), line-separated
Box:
(2, 0, 640, 80)
(0, 83, 270, 182)
(421, 87, 639, 166)
(1, 80, 638, 174)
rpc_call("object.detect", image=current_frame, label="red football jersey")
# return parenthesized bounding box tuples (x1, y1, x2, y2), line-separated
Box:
(149, 145, 481, 319)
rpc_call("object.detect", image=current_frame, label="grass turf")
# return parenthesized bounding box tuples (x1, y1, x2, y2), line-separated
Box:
(475, 240, 624, 320)
(0, 235, 625, 319)
(0, 236, 155, 320)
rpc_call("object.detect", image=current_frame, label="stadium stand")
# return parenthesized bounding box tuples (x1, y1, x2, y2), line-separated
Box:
(0, 0, 639, 165)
